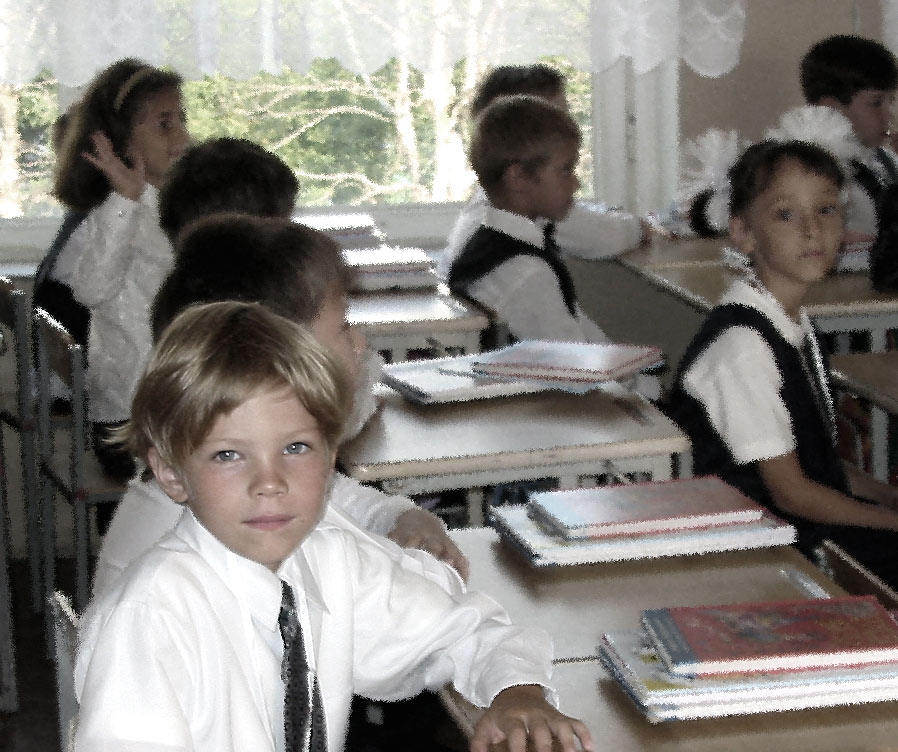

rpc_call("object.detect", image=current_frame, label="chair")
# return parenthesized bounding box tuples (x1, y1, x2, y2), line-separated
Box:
(0, 456, 18, 713)
(0, 277, 42, 611)
(48, 590, 79, 751)
(814, 539, 898, 610)
(35, 310, 126, 613)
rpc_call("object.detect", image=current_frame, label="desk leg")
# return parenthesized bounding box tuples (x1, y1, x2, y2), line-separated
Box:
(871, 328, 889, 353)
(466, 488, 485, 527)
(677, 448, 693, 479)
(871, 404, 890, 481)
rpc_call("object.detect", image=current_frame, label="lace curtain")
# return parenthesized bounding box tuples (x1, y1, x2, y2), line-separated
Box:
(0, 0, 746, 86)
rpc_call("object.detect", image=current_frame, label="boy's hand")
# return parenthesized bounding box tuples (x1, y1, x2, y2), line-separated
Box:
(388, 507, 470, 581)
(470, 685, 592, 752)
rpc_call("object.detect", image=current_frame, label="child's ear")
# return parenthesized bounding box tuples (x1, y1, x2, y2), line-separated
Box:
(147, 447, 190, 504)
(728, 215, 755, 256)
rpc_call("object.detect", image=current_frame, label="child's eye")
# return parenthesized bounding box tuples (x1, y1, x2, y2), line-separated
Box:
(820, 204, 839, 216)
(775, 208, 792, 221)
(213, 450, 239, 462)
(284, 442, 310, 455)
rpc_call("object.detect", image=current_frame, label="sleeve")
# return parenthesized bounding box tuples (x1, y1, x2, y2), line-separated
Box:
(346, 531, 556, 708)
(469, 256, 609, 343)
(555, 202, 642, 260)
(328, 471, 416, 536)
(92, 481, 185, 599)
(53, 186, 164, 308)
(681, 326, 796, 464)
(74, 603, 194, 752)
(438, 193, 487, 279)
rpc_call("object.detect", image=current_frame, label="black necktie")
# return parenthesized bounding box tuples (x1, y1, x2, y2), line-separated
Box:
(876, 148, 898, 185)
(278, 581, 327, 752)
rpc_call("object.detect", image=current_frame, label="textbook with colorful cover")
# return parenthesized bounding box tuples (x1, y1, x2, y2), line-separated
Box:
(469, 340, 664, 384)
(344, 246, 439, 291)
(489, 504, 795, 567)
(642, 595, 898, 677)
(599, 629, 898, 722)
(528, 478, 764, 540)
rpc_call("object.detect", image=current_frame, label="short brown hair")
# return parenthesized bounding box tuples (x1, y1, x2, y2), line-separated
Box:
(471, 64, 565, 116)
(54, 58, 183, 211)
(152, 214, 351, 338)
(120, 301, 352, 468)
(801, 35, 898, 105)
(470, 94, 581, 197)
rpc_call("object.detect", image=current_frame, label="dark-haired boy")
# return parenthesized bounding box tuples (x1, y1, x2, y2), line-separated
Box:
(800, 34, 898, 270)
(157, 136, 299, 241)
(440, 64, 648, 284)
(93, 215, 468, 597)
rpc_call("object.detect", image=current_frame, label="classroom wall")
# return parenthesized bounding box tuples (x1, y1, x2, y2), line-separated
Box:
(679, 0, 883, 143)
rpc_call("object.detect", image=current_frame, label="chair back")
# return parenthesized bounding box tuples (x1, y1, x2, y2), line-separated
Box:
(48, 590, 79, 752)
(814, 539, 898, 610)
(0, 276, 35, 428)
(34, 309, 87, 478)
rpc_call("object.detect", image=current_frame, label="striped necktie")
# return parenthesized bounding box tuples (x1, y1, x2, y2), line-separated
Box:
(279, 580, 328, 752)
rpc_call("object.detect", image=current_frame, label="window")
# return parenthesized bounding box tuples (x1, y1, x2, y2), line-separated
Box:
(2, 57, 592, 219)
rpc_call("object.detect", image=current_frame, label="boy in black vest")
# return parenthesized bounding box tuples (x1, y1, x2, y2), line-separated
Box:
(666, 140, 898, 587)
(447, 94, 609, 345)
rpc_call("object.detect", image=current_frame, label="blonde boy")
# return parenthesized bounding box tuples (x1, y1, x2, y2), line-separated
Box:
(448, 95, 608, 344)
(74, 302, 592, 752)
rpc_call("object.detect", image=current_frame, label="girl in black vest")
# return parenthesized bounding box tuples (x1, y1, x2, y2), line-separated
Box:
(666, 140, 898, 587)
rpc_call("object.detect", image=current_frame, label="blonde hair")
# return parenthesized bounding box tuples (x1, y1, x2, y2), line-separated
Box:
(469, 94, 581, 198)
(118, 301, 351, 468)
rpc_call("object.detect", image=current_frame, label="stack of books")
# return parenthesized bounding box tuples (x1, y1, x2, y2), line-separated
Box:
(489, 477, 796, 566)
(468, 340, 664, 386)
(344, 246, 438, 291)
(296, 212, 386, 249)
(600, 595, 898, 721)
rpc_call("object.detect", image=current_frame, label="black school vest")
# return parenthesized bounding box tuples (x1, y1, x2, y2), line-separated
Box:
(33, 210, 89, 347)
(664, 303, 848, 549)
(447, 225, 578, 316)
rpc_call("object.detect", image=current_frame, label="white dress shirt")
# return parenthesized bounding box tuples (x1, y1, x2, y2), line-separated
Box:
(680, 277, 833, 464)
(439, 185, 642, 278)
(53, 185, 173, 423)
(447, 206, 609, 344)
(75, 508, 554, 752)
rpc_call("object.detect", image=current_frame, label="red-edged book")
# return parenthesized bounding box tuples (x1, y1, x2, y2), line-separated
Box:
(528, 477, 764, 540)
(469, 340, 663, 384)
(642, 595, 898, 677)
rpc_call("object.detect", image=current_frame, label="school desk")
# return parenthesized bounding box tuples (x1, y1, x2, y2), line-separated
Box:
(337, 387, 690, 525)
(639, 265, 898, 351)
(441, 656, 898, 752)
(448, 526, 836, 662)
(440, 529, 898, 751)
(830, 351, 898, 481)
(619, 235, 728, 271)
(347, 288, 489, 361)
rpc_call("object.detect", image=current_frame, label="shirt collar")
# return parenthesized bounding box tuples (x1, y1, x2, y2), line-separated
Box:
(174, 509, 328, 635)
(483, 205, 546, 249)
(720, 275, 813, 346)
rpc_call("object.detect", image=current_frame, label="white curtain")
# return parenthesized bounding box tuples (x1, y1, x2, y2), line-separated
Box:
(1, 0, 745, 86)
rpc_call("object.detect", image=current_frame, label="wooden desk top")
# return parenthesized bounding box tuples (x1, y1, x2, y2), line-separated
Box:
(831, 351, 898, 414)
(347, 288, 488, 334)
(338, 388, 689, 484)
(444, 658, 898, 751)
(451, 527, 838, 661)
(620, 237, 727, 270)
(642, 265, 898, 318)
(443, 529, 898, 750)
